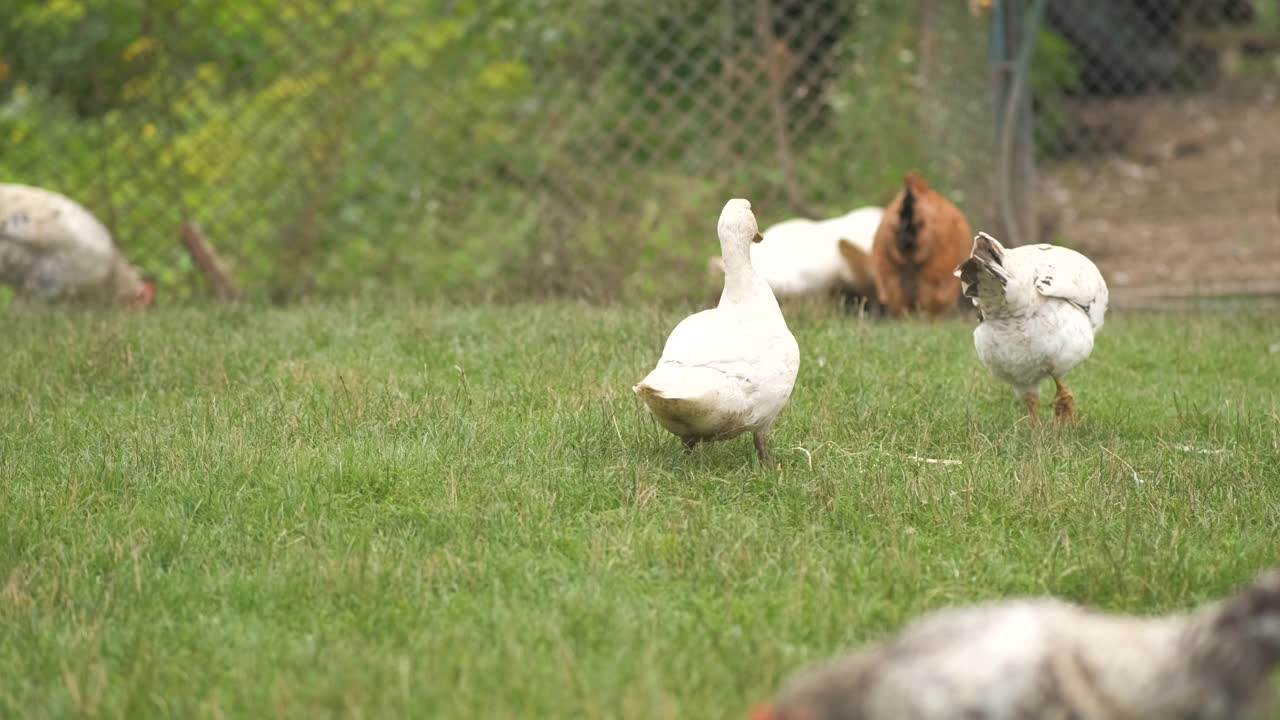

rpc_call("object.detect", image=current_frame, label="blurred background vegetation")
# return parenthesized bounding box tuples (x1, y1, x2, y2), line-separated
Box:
(2, 0, 1276, 304)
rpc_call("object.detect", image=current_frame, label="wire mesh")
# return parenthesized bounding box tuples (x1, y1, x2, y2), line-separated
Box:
(1034, 0, 1280, 300)
(0, 1, 991, 302)
(2, 1, 1276, 304)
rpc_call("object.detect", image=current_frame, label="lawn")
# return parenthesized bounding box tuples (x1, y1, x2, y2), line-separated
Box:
(1, 301, 1278, 718)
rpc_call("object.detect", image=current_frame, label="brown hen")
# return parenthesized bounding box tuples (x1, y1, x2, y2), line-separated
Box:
(869, 171, 972, 319)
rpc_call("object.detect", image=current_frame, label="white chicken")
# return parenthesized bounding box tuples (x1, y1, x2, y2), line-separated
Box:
(708, 206, 883, 301)
(956, 232, 1108, 422)
(754, 566, 1280, 720)
(0, 183, 153, 307)
(635, 199, 800, 464)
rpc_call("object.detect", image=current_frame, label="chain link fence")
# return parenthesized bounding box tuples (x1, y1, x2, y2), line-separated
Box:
(1, 1, 1277, 304)
(0, 1, 991, 303)
(1033, 0, 1280, 303)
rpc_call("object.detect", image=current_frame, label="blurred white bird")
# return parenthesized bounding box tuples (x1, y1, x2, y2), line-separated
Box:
(0, 183, 153, 308)
(635, 199, 800, 464)
(755, 566, 1280, 720)
(708, 206, 883, 302)
(957, 232, 1108, 422)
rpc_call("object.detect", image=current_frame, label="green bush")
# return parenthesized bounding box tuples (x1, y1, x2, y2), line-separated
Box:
(0, 0, 966, 304)
(1030, 25, 1082, 157)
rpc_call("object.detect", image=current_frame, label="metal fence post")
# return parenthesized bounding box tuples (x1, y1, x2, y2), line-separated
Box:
(990, 0, 1043, 247)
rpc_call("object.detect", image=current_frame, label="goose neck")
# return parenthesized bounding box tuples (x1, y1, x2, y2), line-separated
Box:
(719, 236, 775, 308)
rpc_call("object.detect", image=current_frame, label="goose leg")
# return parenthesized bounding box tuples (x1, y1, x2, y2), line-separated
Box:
(1022, 392, 1040, 424)
(1053, 378, 1076, 423)
(682, 437, 699, 454)
(752, 431, 770, 466)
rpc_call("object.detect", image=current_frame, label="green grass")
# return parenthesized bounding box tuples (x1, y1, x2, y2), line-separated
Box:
(1, 301, 1278, 719)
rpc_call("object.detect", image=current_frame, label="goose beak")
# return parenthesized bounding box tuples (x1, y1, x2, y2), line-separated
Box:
(753, 232, 764, 244)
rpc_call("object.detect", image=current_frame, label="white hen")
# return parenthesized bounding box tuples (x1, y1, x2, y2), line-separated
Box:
(635, 199, 800, 464)
(0, 183, 153, 307)
(755, 567, 1280, 720)
(957, 232, 1108, 422)
(709, 207, 883, 300)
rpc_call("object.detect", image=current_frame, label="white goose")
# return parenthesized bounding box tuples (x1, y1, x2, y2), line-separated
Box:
(634, 199, 800, 464)
(957, 232, 1108, 422)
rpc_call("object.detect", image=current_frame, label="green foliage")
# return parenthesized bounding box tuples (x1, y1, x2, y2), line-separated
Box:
(0, 1, 973, 303)
(3, 0, 276, 116)
(1030, 25, 1082, 156)
(799, 1, 923, 209)
(1260, 0, 1280, 32)
(0, 304, 1277, 716)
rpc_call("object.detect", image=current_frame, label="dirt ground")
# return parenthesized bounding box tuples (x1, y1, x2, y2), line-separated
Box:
(1042, 77, 1280, 307)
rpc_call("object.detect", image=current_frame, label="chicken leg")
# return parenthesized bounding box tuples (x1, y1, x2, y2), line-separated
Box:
(1053, 378, 1076, 422)
(1022, 392, 1040, 424)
